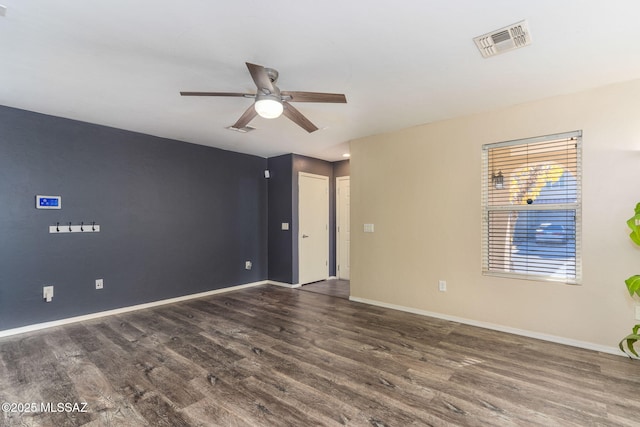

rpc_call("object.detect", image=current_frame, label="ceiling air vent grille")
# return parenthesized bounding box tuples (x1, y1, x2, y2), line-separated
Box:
(226, 125, 255, 133)
(473, 20, 532, 58)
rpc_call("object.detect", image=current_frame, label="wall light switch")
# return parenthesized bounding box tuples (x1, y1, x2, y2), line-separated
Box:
(95, 279, 104, 290)
(438, 280, 447, 292)
(364, 223, 375, 233)
(282, 222, 289, 230)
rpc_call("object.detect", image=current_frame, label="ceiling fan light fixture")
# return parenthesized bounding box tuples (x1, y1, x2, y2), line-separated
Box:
(254, 96, 283, 119)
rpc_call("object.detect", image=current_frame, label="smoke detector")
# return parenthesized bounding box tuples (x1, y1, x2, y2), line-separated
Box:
(473, 20, 532, 58)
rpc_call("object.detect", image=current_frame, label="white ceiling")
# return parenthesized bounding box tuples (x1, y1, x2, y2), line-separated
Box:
(1, 1, 639, 161)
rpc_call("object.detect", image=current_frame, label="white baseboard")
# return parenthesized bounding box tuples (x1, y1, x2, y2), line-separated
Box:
(349, 296, 622, 357)
(0, 280, 269, 338)
(268, 280, 301, 288)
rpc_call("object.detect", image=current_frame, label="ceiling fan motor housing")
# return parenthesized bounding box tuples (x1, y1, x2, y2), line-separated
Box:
(264, 68, 279, 83)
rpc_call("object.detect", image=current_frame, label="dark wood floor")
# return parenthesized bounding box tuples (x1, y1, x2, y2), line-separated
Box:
(1, 284, 639, 426)
(300, 278, 350, 299)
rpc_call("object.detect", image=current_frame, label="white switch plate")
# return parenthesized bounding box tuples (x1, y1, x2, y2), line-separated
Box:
(95, 279, 103, 289)
(364, 223, 375, 233)
(282, 222, 289, 230)
(438, 280, 447, 292)
(636, 305, 640, 321)
(43, 285, 54, 302)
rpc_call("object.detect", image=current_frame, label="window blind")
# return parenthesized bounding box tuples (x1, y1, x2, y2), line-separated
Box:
(481, 131, 582, 284)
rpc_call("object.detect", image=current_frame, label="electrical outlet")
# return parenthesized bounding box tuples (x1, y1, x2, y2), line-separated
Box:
(438, 280, 447, 292)
(43, 285, 54, 302)
(95, 279, 104, 290)
(245, 261, 252, 270)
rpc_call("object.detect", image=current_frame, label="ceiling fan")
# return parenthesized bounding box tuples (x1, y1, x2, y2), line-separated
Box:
(180, 62, 347, 133)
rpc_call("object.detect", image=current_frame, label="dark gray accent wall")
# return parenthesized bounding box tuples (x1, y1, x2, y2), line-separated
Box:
(0, 105, 268, 330)
(334, 159, 350, 177)
(266, 154, 294, 283)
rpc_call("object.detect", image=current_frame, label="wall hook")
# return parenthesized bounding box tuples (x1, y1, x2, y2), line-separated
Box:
(49, 221, 100, 234)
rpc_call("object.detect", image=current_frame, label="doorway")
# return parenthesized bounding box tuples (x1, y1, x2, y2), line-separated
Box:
(298, 172, 329, 284)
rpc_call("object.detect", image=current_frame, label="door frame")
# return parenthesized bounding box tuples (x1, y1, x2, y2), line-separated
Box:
(336, 176, 350, 280)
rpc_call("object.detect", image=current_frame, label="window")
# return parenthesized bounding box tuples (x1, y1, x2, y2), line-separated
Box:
(482, 131, 582, 284)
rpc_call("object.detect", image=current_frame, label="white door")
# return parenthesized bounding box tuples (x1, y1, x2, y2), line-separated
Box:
(336, 176, 350, 280)
(299, 172, 329, 284)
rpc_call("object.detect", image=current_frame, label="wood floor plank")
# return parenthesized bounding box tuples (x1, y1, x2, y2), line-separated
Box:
(45, 329, 146, 426)
(188, 373, 313, 427)
(180, 397, 255, 427)
(234, 357, 361, 425)
(99, 316, 205, 383)
(1, 283, 639, 426)
(299, 278, 350, 299)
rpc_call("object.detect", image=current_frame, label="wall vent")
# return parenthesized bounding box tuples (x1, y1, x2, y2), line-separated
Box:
(473, 20, 532, 58)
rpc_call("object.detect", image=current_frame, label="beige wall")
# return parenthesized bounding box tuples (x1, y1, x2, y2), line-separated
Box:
(350, 78, 640, 350)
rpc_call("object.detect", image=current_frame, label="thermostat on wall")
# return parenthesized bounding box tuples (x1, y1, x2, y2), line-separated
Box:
(36, 195, 61, 209)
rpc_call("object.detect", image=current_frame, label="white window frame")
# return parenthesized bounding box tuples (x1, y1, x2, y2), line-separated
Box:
(481, 131, 582, 284)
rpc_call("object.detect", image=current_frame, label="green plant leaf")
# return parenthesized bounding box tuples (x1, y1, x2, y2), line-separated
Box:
(619, 332, 640, 358)
(625, 275, 640, 298)
(627, 203, 640, 246)
(627, 336, 640, 358)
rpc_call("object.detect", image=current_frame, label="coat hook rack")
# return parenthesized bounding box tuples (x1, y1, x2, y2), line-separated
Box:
(49, 222, 100, 234)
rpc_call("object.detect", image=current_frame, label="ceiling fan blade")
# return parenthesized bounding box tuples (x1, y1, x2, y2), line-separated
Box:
(246, 62, 275, 93)
(281, 91, 347, 103)
(282, 102, 319, 133)
(232, 104, 258, 129)
(180, 91, 253, 97)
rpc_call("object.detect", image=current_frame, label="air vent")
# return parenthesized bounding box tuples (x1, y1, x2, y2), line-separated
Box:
(226, 125, 255, 133)
(473, 20, 532, 58)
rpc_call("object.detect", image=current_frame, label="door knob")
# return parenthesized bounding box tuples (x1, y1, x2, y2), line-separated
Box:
(302, 234, 309, 238)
